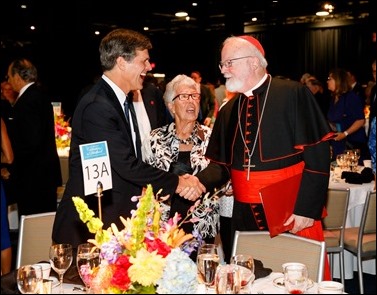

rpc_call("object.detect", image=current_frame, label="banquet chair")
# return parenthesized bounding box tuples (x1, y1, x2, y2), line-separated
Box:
(322, 188, 350, 286)
(343, 191, 376, 294)
(231, 231, 325, 282)
(16, 211, 56, 268)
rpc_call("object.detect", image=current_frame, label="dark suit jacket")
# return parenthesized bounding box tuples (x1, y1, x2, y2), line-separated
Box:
(52, 78, 179, 247)
(7, 84, 62, 215)
(140, 82, 168, 129)
(199, 84, 215, 124)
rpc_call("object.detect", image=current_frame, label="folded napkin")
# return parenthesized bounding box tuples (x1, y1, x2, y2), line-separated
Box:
(341, 167, 374, 184)
(254, 258, 273, 280)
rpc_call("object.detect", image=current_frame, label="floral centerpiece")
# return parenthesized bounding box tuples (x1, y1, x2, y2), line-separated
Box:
(54, 112, 71, 156)
(73, 184, 202, 294)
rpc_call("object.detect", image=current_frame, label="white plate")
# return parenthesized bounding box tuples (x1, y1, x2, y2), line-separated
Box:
(273, 276, 314, 289)
(48, 276, 60, 288)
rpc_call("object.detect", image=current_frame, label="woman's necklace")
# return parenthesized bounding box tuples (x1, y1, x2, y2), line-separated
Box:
(176, 122, 198, 145)
(238, 75, 272, 180)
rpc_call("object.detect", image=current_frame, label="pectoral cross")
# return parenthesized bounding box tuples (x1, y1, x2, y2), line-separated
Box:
(243, 155, 255, 181)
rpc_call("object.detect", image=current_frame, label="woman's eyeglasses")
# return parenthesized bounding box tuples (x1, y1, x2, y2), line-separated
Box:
(172, 93, 201, 101)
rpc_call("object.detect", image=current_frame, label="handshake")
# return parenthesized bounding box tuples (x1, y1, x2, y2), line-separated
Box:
(176, 174, 206, 201)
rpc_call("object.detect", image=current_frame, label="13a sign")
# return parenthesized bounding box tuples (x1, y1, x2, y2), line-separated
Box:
(79, 141, 112, 195)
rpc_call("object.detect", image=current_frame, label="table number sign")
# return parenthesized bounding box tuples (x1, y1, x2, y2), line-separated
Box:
(79, 141, 112, 195)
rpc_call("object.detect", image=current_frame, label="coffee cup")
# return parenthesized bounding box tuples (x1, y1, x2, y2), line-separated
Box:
(317, 280, 344, 294)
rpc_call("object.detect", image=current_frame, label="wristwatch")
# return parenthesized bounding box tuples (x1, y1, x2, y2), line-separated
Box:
(343, 131, 349, 137)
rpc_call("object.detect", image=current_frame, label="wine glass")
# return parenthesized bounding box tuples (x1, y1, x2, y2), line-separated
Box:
(284, 263, 308, 294)
(215, 264, 241, 294)
(76, 243, 101, 292)
(17, 264, 43, 294)
(197, 244, 220, 292)
(230, 254, 255, 289)
(49, 243, 73, 294)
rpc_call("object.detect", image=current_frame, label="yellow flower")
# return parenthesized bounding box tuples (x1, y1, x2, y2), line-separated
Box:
(128, 248, 166, 286)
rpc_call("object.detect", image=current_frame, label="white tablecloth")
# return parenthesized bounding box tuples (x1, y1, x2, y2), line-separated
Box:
(328, 174, 375, 280)
(198, 272, 320, 294)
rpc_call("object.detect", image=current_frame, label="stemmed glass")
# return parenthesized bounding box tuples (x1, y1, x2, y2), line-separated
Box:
(17, 264, 43, 294)
(76, 243, 101, 292)
(49, 243, 73, 294)
(230, 254, 255, 289)
(284, 263, 308, 294)
(196, 244, 220, 293)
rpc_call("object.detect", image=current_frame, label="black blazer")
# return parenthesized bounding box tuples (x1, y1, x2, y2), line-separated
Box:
(8, 84, 62, 215)
(52, 78, 179, 247)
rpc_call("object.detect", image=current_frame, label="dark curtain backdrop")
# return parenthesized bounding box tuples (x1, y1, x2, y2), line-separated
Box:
(1, 22, 375, 119)
(243, 23, 374, 85)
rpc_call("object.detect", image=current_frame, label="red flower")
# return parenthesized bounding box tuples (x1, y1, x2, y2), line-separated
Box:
(145, 238, 172, 258)
(111, 255, 132, 290)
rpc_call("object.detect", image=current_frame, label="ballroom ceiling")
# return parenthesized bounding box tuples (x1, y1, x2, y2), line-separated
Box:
(1, 0, 373, 47)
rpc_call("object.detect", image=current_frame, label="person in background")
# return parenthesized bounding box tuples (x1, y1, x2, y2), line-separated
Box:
(1, 118, 14, 275)
(368, 117, 376, 190)
(6, 58, 62, 217)
(366, 60, 376, 137)
(327, 68, 369, 162)
(190, 71, 216, 127)
(52, 29, 206, 248)
(1, 81, 18, 127)
(300, 72, 312, 85)
(143, 74, 228, 260)
(305, 77, 330, 117)
(131, 73, 168, 157)
(347, 68, 366, 106)
(197, 35, 333, 280)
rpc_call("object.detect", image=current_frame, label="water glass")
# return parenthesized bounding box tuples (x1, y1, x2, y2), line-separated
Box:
(197, 244, 219, 291)
(215, 264, 241, 294)
(284, 263, 308, 294)
(17, 264, 43, 294)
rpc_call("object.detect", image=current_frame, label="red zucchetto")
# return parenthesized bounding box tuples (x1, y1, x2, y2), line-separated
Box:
(238, 35, 265, 57)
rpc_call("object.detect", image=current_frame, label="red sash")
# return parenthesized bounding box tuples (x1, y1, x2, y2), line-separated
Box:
(231, 162, 305, 203)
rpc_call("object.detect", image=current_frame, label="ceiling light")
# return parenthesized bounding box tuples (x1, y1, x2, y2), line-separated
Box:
(316, 11, 329, 16)
(175, 11, 188, 17)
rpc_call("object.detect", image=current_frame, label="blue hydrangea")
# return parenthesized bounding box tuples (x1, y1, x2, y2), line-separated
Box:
(156, 248, 198, 294)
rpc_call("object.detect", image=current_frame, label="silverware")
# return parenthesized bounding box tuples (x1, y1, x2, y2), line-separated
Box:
(73, 286, 86, 292)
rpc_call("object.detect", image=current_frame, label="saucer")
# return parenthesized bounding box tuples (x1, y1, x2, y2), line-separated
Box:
(273, 276, 314, 289)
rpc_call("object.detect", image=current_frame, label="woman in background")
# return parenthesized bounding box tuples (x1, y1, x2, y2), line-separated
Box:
(1, 118, 13, 275)
(327, 68, 369, 162)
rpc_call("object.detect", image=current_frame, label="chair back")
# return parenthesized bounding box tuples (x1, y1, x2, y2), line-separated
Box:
(323, 188, 350, 230)
(231, 231, 325, 282)
(323, 188, 350, 248)
(359, 191, 376, 253)
(16, 212, 56, 268)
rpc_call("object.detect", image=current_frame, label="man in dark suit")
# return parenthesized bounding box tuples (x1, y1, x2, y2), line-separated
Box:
(6, 58, 62, 216)
(52, 28, 206, 248)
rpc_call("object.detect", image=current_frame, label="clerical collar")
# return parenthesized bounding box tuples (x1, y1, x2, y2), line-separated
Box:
(244, 73, 269, 97)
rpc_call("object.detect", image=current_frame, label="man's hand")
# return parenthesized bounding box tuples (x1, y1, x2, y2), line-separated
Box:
(176, 174, 206, 201)
(284, 214, 314, 233)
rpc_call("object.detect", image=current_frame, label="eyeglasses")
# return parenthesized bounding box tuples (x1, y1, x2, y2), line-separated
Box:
(172, 93, 201, 101)
(219, 56, 253, 70)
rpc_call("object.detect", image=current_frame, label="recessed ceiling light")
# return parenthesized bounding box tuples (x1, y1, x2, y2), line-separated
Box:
(316, 11, 329, 16)
(175, 11, 188, 17)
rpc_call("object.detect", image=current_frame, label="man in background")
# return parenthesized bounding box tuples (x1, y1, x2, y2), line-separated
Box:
(191, 70, 216, 127)
(6, 58, 62, 216)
